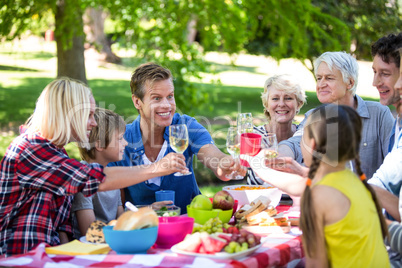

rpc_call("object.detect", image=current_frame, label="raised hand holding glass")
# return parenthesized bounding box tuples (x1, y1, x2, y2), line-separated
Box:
(226, 127, 243, 180)
(169, 124, 192, 176)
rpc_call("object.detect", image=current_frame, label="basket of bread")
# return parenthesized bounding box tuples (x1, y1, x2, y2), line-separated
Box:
(234, 196, 291, 234)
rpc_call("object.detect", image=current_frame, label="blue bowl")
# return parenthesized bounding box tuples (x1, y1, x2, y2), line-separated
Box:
(103, 225, 158, 254)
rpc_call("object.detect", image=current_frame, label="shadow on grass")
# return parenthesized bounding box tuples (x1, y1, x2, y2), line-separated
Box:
(0, 51, 55, 60)
(118, 56, 264, 76)
(208, 62, 264, 75)
(0, 65, 39, 72)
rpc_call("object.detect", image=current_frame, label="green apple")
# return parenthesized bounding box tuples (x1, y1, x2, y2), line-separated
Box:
(190, 195, 213, 210)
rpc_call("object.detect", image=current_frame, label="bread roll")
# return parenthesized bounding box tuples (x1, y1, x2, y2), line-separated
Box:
(113, 207, 158, 231)
(108, 219, 117, 226)
(86, 220, 107, 243)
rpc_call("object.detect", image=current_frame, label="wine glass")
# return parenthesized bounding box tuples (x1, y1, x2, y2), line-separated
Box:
(262, 133, 278, 159)
(226, 127, 244, 180)
(237, 113, 253, 134)
(169, 124, 192, 176)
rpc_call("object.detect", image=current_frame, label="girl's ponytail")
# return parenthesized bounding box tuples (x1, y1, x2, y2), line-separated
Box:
(355, 156, 388, 239)
(300, 153, 321, 257)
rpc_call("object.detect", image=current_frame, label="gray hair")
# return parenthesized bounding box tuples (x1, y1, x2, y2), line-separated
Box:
(314, 52, 359, 95)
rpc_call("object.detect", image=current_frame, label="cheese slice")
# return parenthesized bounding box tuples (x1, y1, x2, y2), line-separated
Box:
(45, 240, 110, 255)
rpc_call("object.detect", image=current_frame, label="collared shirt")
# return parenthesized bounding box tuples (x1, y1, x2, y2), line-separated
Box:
(368, 126, 402, 197)
(108, 113, 214, 214)
(279, 95, 394, 178)
(0, 132, 105, 257)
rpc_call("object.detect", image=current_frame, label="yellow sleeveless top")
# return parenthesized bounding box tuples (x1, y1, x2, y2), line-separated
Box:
(316, 169, 390, 268)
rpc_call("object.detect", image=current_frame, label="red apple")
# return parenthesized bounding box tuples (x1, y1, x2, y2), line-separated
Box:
(212, 190, 234, 210)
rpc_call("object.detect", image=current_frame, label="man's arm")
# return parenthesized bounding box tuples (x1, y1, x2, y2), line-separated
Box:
(196, 144, 245, 181)
(372, 185, 401, 222)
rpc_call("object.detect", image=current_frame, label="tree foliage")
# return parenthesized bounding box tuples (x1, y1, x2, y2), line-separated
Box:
(312, 0, 402, 60)
(2, 0, 397, 113)
(245, 0, 401, 73)
(243, 0, 351, 72)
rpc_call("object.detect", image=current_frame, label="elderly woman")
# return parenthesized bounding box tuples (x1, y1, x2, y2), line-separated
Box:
(278, 51, 394, 179)
(248, 75, 306, 185)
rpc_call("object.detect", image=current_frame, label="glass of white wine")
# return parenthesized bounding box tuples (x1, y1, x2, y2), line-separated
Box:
(262, 133, 278, 159)
(226, 127, 243, 180)
(169, 124, 192, 176)
(237, 113, 253, 134)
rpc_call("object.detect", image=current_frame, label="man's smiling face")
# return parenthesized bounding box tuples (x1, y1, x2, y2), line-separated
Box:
(372, 55, 400, 107)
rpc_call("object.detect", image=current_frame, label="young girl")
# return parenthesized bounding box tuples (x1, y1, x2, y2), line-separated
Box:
(241, 104, 390, 267)
(299, 104, 389, 267)
(72, 108, 171, 239)
(0, 78, 187, 257)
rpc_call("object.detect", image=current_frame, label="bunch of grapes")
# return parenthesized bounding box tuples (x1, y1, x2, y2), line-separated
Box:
(192, 217, 230, 234)
(224, 229, 261, 253)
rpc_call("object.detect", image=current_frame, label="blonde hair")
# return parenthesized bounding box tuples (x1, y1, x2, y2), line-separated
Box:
(300, 104, 387, 257)
(26, 77, 93, 146)
(79, 108, 126, 162)
(261, 75, 306, 120)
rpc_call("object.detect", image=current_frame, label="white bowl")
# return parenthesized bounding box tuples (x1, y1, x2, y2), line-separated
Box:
(222, 185, 282, 207)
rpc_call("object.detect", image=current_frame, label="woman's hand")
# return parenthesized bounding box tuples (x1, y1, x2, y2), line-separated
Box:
(265, 155, 309, 177)
(153, 152, 189, 175)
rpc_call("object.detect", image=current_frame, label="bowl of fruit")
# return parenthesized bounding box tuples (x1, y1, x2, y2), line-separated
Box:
(222, 185, 282, 207)
(187, 192, 235, 225)
(155, 216, 194, 249)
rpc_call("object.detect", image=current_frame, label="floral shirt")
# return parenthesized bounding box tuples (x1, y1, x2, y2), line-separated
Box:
(0, 132, 105, 257)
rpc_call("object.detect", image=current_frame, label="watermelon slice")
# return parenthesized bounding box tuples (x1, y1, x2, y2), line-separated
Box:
(200, 232, 228, 254)
(215, 233, 231, 243)
(175, 233, 202, 253)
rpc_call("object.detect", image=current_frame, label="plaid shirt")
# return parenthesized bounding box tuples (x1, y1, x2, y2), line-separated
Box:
(0, 132, 105, 257)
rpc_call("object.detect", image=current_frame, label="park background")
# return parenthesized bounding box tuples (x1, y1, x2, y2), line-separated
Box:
(1, 0, 401, 195)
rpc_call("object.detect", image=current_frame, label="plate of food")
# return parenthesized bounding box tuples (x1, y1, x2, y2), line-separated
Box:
(171, 241, 263, 260)
(171, 231, 266, 260)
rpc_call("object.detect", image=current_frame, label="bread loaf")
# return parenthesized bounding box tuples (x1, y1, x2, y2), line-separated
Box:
(113, 207, 158, 231)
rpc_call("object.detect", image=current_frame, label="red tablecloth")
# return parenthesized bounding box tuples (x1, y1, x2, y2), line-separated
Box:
(0, 206, 304, 268)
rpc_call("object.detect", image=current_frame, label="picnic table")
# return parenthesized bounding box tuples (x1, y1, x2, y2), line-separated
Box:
(0, 205, 304, 268)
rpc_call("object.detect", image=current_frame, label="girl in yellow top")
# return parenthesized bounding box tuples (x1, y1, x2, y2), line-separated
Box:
(299, 104, 389, 267)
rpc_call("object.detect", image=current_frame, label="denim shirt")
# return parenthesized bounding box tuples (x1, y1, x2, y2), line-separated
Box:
(108, 113, 214, 214)
(279, 95, 394, 179)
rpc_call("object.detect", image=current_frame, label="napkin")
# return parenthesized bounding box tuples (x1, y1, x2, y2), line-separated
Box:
(45, 240, 111, 255)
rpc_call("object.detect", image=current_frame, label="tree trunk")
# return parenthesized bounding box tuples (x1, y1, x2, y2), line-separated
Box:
(55, 0, 87, 84)
(84, 7, 121, 64)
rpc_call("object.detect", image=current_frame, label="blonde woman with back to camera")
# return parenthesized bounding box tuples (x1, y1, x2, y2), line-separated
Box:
(0, 78, 187, 257)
